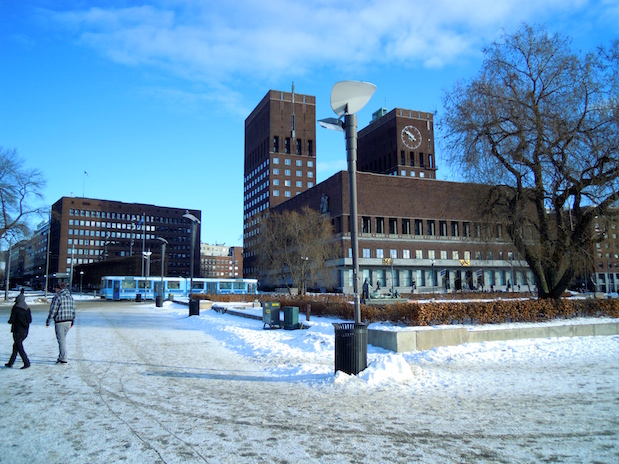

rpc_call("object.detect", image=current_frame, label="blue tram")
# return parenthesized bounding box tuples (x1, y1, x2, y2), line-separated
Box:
(99, 276, 258, 301)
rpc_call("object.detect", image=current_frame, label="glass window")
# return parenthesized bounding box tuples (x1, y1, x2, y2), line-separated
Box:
(376, 217, 384, 234)
(389, 218, 397, 235)
(403, 249, 411, 259)
(273, 157, 279, 164)
(416, 250, 423, 259)
(296, 159, 302, 166)
(402, 219, 411, 235)
(451, 221, 459, 236)
(363, 248, 371, 258)
(376, 249, 384, 258)
(390, 249, 397, 258)
(285, 158, 291, 165)
(296, 170, 302, 176)
(285, 169, 291, 176)
(273, 168, 279, 175)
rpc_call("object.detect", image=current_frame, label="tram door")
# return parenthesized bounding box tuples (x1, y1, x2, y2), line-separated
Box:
(113, 280, 120, 300)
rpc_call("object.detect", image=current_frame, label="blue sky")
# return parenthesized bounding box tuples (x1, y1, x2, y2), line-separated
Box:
(1, 1, 618, 246)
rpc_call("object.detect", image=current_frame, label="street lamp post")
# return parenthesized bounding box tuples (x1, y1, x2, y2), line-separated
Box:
(319, 80, 376, 324)
(156, 237, 168, 307)
(320, 80, 376, 376)
(183, 211, 201, 316)
(431, 259, 435, 293)
(79, 270, 84, 294)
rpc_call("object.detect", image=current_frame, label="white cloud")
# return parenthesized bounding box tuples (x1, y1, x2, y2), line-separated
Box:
(44, 1, 613, 95)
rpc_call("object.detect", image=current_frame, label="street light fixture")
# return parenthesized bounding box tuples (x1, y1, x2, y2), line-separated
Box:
(155, 237, 168, 307)
(183, 211, 201, 316)
(319, 80, 376, 324)
(79, 270, 84, 295)
(320, 81, 375, 377)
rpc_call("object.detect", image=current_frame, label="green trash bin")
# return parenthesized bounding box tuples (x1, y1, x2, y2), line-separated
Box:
(283, 306, 299, 330)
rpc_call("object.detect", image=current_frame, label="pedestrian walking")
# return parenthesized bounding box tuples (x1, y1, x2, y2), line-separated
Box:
(46, 283, 76, 364)
(5, 290, 32, 369)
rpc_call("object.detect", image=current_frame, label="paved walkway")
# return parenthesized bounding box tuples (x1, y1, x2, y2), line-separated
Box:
(1, 301, 618, 463)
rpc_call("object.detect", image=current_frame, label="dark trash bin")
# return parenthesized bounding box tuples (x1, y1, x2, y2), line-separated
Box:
(283, 306, 299, 330)
(262, 302, 281, 329)
(189, 299, 200, 316)
(136, 293, 142, 302)
(333, 322, 368, 375)
(155, 295, 163, 307)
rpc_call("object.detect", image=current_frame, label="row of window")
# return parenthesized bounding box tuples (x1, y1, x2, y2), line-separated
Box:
(355, 248, 515, 261)
(68, 229, 156, 240)
(69, 210, 188, 225)
(273, 179, 313, 188)
(68, 220, 156, 232)
(272, 168, 314, 177)
(395, 170, 426, 178)
(399, 150, 432, 168)
(272, 157, 314, 167)
(273, 136, 313, 156)
(358, 217, 502, 239)
(342, 268, 533, 288)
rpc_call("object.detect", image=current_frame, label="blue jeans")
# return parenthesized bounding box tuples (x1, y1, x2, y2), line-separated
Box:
(55, 322, 72, 362)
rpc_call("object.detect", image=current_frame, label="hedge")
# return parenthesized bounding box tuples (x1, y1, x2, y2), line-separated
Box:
(194, 293, 619, 327)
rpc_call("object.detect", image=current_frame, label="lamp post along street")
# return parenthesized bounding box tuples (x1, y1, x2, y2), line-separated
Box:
(320, 80, 375, 376)
(183, 212, 201, 316)
(319, 80, 376, 324)
(156, 237, 168, 307)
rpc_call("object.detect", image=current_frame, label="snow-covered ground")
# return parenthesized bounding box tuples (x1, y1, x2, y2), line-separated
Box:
(0, 294, 618, 463)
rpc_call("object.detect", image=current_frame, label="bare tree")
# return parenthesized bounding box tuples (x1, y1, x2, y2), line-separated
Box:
(440, 25, 619, 299)
(0, 147, 47, 243)
(257, 206, 337, 294)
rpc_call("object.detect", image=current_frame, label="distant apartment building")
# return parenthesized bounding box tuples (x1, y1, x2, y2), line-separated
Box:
(49, 197, 201, 286)
(201, 243, 242, 278)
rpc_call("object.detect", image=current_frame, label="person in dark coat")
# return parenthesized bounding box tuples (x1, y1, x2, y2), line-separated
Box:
(5, 291, 32, 369)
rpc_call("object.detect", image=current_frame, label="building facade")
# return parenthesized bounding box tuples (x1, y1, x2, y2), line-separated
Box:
(273, 170, 532, 294)
(50, 197, 201, 286)
(200, 243, 243, 278)
(243, 86, 316, 277)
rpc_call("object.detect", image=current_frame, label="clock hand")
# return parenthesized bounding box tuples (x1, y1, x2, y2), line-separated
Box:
(405, 130, 416, 141)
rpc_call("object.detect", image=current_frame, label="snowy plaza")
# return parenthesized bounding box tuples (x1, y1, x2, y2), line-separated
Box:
(1, 295, 618, 463)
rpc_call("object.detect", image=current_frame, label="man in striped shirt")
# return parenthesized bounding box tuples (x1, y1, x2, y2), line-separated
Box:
(46, 283, 76, 364)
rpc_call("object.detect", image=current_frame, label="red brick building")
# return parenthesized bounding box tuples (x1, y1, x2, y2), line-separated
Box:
(273, 170, 531, 294)
(244, 88, 619, 295)
(243, 86, 316, 276)
(50, 197, 201, 287)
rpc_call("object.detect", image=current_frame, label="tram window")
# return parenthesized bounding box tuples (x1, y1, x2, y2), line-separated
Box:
(168, 281, 180, 289)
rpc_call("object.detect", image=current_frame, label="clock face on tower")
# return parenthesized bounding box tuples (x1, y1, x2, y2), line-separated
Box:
(401, 125, 422, 150)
